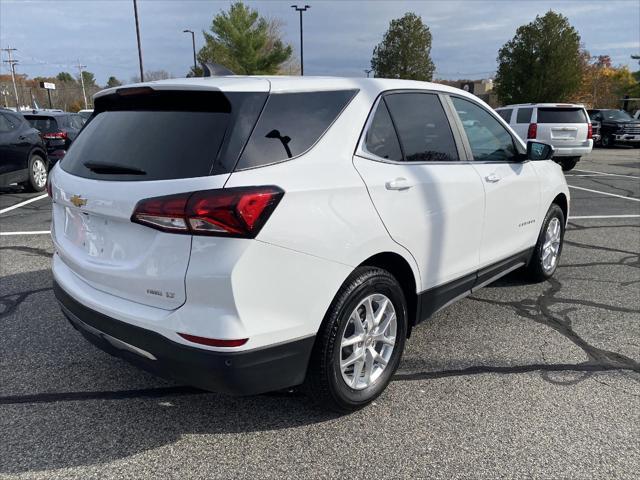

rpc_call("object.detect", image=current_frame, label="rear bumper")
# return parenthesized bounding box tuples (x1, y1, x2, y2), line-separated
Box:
(54, 280, 315, 395)
(551, 143, 592, 157)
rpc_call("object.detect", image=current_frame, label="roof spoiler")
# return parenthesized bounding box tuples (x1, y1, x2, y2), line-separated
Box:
(202, 62, 235, 77)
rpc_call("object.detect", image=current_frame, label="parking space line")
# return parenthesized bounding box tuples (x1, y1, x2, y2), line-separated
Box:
(568, 215, 640, 219)
(573, 169, 640, 179)
(0, 230, 51, 236)
(568, 185, 640, 202)
(0, 194, 48, 215)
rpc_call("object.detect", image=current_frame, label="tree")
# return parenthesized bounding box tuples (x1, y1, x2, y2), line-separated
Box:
(370, 12, 435, 81)
(79, 71, 96, 87)
(106, 76, 122, 88)
(573, 54, 639, 108)
(196, 1, 292, 75)
(495, 11, 583, 104)
(56, 72, 74, 83)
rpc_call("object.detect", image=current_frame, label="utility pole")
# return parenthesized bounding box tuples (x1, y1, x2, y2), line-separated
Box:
(76, 60, 88, 109)
(133, 0, 144, 82)
(364, 69, 373, 78)
(183, 29, 197, 74)
(1, 46, 21, 110)
(291, 5, 310, 76)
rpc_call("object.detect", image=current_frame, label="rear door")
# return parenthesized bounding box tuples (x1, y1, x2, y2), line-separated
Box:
(51, 85, 269, 309)
(448, 95, 541, 267)
(0, 113, 24, 174)
(354, 91, 485, 292)
(535, 107, 589, 146)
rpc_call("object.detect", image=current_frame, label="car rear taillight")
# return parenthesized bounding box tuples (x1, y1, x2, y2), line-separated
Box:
(527, 123, 537, 139)
(131, 186, 284, 238)
(42, 131, 68, 140)
(587, 123, 593, 140)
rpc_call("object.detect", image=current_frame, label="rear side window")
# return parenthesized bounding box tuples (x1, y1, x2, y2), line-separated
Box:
(364, 100, 402, 161)
(537, 108, 586, 123)
(0, 113, 14, 132)
(384, 93, 459, 162)
(25, 116, 59, 133)
(236, 90, 357, 170)
(497, 109, 512, 123)
(516, 108, 532, 123)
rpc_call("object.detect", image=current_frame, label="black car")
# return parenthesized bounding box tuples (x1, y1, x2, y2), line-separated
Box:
(587, 109, 640, 148)
(22, 110, 85, 163)
(0, 108, 49, 192)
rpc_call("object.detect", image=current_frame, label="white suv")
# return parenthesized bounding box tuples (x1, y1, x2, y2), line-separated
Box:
(496, 103, 593, 171)
(50, 77, 569, 411)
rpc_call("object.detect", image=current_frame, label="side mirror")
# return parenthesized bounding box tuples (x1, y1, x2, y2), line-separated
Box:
(527, 141, 554, 161)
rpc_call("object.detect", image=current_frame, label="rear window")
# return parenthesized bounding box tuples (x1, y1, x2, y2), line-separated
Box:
(61, 90, 267, 181)
(236, 90, 357, 170)
(537, 108, 586, 123)
(24, 116, 59, 133)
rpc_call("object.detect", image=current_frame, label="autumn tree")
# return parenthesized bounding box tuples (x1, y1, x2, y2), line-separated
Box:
(371, 12, 435, 80)
(495, 11, 583, 104)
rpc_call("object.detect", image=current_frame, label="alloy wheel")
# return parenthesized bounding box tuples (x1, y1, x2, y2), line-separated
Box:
(541, 217, 561, 272)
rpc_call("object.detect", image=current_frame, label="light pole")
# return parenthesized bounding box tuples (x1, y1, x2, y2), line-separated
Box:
(291, 5, 310, 76)
(133, 0, 144, 82)
(183, 29, 197, 74)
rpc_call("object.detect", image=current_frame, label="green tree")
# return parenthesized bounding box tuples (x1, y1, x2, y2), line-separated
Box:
(106, 76, 122, 88)
(79, 71, 96, 87)
(56, 71, 74, 83)
(371, 12, 435, 81)
(196, 1, 292, 75)
(495, 11, 583, 104)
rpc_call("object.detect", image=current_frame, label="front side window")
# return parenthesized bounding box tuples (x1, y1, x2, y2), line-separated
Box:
(384, 93, 459, 162)
(364, 100, 402, 161)
(237, 89, 358, 170)
(451, 96, 518, 162)
(516, 108, 533, 123)
(497, 109, 513, 123)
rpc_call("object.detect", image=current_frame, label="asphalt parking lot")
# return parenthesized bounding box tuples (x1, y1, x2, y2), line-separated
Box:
(0, 148, 638, 479)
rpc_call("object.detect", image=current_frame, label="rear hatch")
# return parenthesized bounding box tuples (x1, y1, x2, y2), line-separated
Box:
(23, 115, 64, 150)
(535, 107, 589, 146)
(51, 82, 269, 309)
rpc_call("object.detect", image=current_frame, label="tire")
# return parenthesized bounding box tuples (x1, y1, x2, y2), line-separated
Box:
(525, 204, 565, 282)
(601, 134, 615, 148)
(21, 153, 48, 192)
(305, 266, 408, 412)
(560, 157, 579, 172)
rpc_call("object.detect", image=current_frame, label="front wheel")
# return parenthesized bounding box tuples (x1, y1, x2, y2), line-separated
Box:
(560, 157, 579, 172)
(305, 267, 408, 412)
(525, 204, 565, 282)
(601, 134, 615, 148)
(21, 153, 48, 192)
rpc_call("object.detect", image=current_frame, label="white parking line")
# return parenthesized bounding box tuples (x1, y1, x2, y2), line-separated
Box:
(0, 230, 51, 236)
(568, 185, 640, 202)
(573, 169, 640, 179)
(0, 194, 48, 215)
(568, 215, 640, 219)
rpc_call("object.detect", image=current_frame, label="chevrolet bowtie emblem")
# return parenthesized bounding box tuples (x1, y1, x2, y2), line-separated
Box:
(70, 195, 87, 208)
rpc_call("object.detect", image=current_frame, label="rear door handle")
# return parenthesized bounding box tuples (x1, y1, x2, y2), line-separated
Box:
(485, 173, 501, 183)
(385, 177, 412, 191)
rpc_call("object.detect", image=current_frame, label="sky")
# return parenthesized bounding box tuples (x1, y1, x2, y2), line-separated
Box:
(1, 0, 639, 85)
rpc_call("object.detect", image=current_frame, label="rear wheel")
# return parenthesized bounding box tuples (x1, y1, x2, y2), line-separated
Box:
(21, 153, 48, 192)
(525, 204, 565, 282)
(305, 267, 408, 412)
(560, 157, 579, 172)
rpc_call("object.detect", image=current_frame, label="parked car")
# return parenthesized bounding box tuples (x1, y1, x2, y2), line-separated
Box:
(591, 120, 601, 144)
(78, 109, 93, 123)
(587, 109, 640, 148)
(50, 78, 569, 411)
(22, 110, 85, 164)
(0, 108, 48, 191)
(495, 103, 592, 171)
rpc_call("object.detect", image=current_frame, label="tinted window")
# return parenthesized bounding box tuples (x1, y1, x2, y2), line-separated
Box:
(0, 114, 14, 133)
(364, 100, 402, 161)
(69, 114, 85, 129)
(451, 96, 518, 162)
(24, 116, 59, 133)
(497, 109, 512, 122)
(237, 90, 357, 170)
(537, 108, 586, 123)
(516, 108, 532, 123)
(384, 93, 458, 162)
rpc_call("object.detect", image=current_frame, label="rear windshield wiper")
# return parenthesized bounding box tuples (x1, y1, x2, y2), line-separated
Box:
(83, 162, 146, 175)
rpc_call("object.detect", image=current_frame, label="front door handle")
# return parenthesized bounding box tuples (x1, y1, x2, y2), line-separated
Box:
(485, 173, 501, 183)
(385, 177, 412, 191)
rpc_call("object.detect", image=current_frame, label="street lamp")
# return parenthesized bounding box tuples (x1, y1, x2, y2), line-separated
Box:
(291, 5, 310, 76)
(183, 29, 197, 74)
